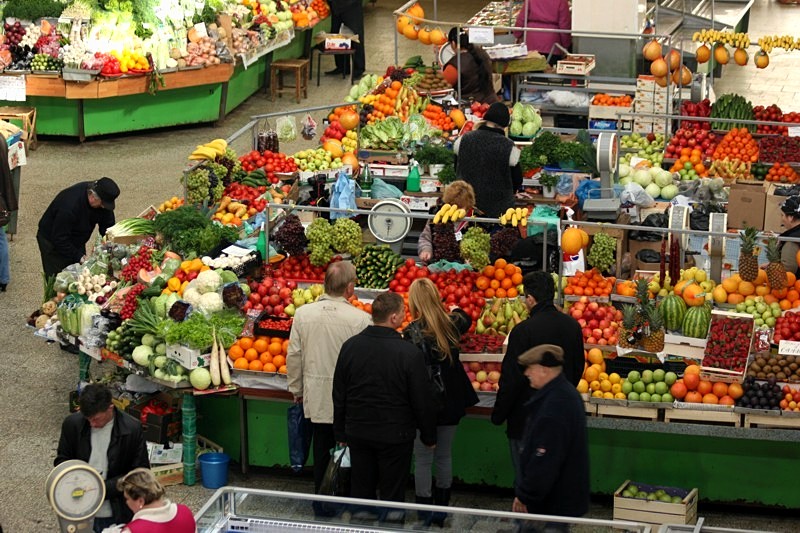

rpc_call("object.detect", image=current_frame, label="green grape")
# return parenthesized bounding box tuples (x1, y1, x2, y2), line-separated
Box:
(587, 232, 617, 274)
(306, 218, 334, 266)
(460, 227, 491, 271)
(331, 218, 363, 256)
(181, 168, 210, 205)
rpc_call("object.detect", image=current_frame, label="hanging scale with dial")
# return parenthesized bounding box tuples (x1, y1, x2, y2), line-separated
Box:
(46, 460, 106, 533)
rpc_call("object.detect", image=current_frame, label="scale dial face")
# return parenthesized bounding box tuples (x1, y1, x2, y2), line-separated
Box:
(47, 461, 106, 521)
(596, 132, 618, 174)
(368, 200, 411, 244)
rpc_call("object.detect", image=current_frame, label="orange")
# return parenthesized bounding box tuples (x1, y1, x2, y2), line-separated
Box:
(490, 279, 500, 289)
(234, 357, 249, 370)
(587, 348, 604, 365)
(238, 337, 254, 351)
(504, 264, 516, 276)
(245, 348, 259, 362)
(697, 380, 713, 396)
(249, 360, 264, 371)
(727, 293, 744, 305)
(755, 269, 768, 285)
(259, 353, 273, 366)
(273, 355, 286, 368)
(584, 366, 599, 382)
(702, 393, 719, 404)
(721, 277, 739, 293)
(484, 266, 496, 278)
(268, 342, 283, 356)
(495, 288, 507, 298)
(737, 281, 755, 296)
(727, 383, 744, 400)
(270, 337, 283, 344)
(781, 299, 792, 311)
(229, 345, 244, 360)
(278, 365, 287, 374)
(494, 258, 508, 269)
(788, 272, 797, 287)
(263, 362, 278, 373)
(685, 391, 703, 403)
(501, 278, 513, 290)
(494, 269, 506, 281)
(506, 287, 518, 298)
(476, 276, 490, 290)
(511, 272, 523, 285)
(683, 373, 700, 391)
(712, 381, 728, 398)
(485, 288, 495, 298)
(282, 339, 290, 353)
(253, 338, 269, 354)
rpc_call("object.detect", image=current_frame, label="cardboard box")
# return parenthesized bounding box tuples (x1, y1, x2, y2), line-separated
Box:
(325, 35, 352, 50)
(127, 392, 182, 445)
(166, 344, 210, 370)
(629, 239, 669, 271)
(727, 181, 766, 230)
(764, 183, 792, 233)
(369, 163, 409, 178)
(400, 194, 439, 211)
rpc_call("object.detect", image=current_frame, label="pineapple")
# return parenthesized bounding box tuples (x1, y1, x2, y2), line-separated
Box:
(641, 306, 665, 353)
(738, 226, 759, 282)
(635, 278, 651, 306)
(766, 236, 787, 290)
(617, 304, 638, 349)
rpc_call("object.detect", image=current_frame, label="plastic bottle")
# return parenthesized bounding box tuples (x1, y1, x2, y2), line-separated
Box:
(256, 222, 267, 261)
(361, 164, 373, 198)
(406, 160, 421, 192)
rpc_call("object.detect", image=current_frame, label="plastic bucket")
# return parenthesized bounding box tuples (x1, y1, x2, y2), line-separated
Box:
(197, 452, 230, 489)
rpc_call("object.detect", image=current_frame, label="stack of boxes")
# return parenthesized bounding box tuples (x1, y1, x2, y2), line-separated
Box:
(633, 75, 670, 135)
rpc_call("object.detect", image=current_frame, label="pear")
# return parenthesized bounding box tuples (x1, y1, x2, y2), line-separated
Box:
(293, 296, 306, 307)
(482, 312, 496, 327)
(490, 299, 502, 315)
(303, 289, 313, 302)
(284, 304, 296, 317)
(476, 321, 486, 334)
(504, 302, 513, 320)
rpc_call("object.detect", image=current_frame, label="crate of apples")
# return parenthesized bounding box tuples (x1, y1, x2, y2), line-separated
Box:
(568, 298, 621, 346)
(463, 361, 501, 392)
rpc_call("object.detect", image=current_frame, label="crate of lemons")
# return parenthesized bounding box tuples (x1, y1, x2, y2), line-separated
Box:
(578, 348, 628, 400)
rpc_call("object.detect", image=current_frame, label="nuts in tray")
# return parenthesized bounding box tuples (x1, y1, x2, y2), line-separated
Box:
(414, 67, 450, 93)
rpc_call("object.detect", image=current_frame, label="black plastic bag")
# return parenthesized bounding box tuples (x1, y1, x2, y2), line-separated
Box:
(287, 404, 312, 473)
(629, 213, 668, 242)
(773, 185, 800, 197)
(320, 446, 351, 496)
(637, 249, 663, 265)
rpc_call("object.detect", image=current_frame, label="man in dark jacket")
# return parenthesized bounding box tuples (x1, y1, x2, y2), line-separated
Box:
(512, 344, 589, 531)
(37, 178, 120, 276)
(333, 291, 436, 510)
(326, 0, 365, 78)
(492, 271, 583, 483)
(55, 383, 150, 532)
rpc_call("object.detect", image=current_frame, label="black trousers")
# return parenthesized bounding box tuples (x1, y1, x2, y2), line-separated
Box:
(312, 422, 336, 493)
(348, 437, 413, 502)
(37, 233, 73, 277)
(332, 6, 365, 74)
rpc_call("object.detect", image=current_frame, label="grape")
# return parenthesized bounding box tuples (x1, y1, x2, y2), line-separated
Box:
(432, 224, 461, 262)
(490, 227, 521, 259)
(587, 232, 617, 274)
(182, 167, 210, 205)
(306, 217, 334, 266)
(275, 215, 308, 256)
(331, 218, 363, 256)
(460, 227, 491, 271)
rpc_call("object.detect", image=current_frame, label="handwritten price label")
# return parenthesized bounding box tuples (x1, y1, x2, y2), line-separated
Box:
(778, 340, 800, 356)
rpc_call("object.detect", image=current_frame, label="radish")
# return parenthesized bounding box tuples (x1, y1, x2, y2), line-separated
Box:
(218, 336, 231, 386)
(210, 329, 221, 387)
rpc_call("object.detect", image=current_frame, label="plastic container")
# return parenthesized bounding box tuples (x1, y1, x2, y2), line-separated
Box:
(198, 452, 230, 489)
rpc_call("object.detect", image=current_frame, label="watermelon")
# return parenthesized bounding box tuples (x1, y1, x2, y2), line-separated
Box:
(682, 305, 711, 339)
(659, 293, 687, 332)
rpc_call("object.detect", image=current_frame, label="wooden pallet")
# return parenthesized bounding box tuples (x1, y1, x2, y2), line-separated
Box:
(744, 413, 800, 429)
(664, 408, 741, 427)
(596, 403, 660, 421)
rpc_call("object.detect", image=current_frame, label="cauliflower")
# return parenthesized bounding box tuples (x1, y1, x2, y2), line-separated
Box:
(198, 292, 224, 313)
(182, 287, 202, 307)
(196, 270, 223, 294)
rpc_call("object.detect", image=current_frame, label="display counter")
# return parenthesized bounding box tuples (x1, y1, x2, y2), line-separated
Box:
(195, 389, 800, 509)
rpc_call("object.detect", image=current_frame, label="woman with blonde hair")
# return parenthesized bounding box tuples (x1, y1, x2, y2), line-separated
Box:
(102, 468, 196, 532)
(403, 278, 478, 526)
(417, 180, 477, 264)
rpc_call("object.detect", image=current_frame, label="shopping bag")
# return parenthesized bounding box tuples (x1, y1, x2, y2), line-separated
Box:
(319, 445, 351, 496)
(287, 404, 312, 473)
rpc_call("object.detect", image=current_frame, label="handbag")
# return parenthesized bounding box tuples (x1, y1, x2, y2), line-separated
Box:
(406, 321, 447, 413)
(320, 445, 351, 496)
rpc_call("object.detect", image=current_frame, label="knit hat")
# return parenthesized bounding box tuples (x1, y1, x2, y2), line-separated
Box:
(780, 195, 800, 216)
(518, 344, 564, 367)
(483, 103, 510, 128)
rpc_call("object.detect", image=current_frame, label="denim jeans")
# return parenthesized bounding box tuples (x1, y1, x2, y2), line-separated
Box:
(0, 226, 9, 285)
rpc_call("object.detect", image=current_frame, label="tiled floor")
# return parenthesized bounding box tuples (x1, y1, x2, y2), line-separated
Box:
(1, 1, 800, 531)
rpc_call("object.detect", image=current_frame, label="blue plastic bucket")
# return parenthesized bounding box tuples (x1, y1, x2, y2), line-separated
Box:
(198, 452, 230, 489)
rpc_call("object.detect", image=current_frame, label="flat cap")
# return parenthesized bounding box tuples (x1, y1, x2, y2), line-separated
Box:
(518, 344, 564, 367)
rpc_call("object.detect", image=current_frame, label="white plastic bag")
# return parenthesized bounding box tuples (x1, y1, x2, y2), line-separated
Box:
(276, 115, 297, 142)
(620, 183, 656, 207)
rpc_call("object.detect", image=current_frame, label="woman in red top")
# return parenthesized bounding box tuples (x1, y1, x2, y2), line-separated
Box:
(514, 0, 571, 63)
(102, 468, 196, 533)
(442, 28, 499, 104)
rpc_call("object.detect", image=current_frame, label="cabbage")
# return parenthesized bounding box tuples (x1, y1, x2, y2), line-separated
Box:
(645, 183, 662, 198)
(154, 355, 168, 369)
(349, 85, 360, 99)
(512, 102, 524, 117)
(619, 177, 633, 185)
(141, 333, 156, 347)
(510, 120, 523, 136)
(633, 169, 652, 187)
(661, 184, 679, 200)
(654, 170, 673, 188)
(132, 345, 154, 366)
(521, 104, 536, 123)
(522, 122, 538, 137)
(709, 177, 725, 193)
(618, 163, 631, 178)
(190, 367, 212, 390)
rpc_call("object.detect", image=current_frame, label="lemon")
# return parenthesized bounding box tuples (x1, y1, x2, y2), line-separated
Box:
(615, 392, 628, 400)
(592, 390, 604, 398)
(694, 269, 707, 283)
(600, 380, 612, 393)
(599, 372, 609, 381)
(603, 392, 615, 399)
(577, 379, 589, 394)
(609, 372, 621, 384)
(611, 383, 622, 394)
(590, 380, 601, 391)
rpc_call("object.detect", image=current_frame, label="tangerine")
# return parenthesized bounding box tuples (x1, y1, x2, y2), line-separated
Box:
(268, 342, 283, 356)
(511, 272, 523, 285)
(282, 339, 290, 353)
(495, 288, 507, 298)
(264, 363, 278, 373)
(506, 287, 518, 298)
(484, 266, 496, 278)
(259, 353, 273, 366)
(490, 279, 500, 289)
(234, 358, 249, 370)
(229, 345, 244, 360)
(476, 276, 490, 290)
(494, 269, 507, 281)
(501, 278, 513, 289)
(253, 338, 269, 354)
(249, 360, 264, 371)
(279, 365, 288, 374)
(273, 355, 286, 368)
(238, 337, 254, 351)
(244, 348, 259, 361)
(504, 264, 516, 276)
(495, 258, 508, 269)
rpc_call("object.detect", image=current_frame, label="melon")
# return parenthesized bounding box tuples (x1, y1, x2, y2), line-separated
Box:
(659, 293, 687, 332)
(682, 305, 711, 338)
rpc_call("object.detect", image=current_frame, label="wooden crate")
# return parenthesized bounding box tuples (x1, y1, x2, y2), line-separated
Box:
(596, 402, 660, 421)
(744, 412, 800, 429)
(582, 223, 627, 278)
(664, 405, 741, 427)
(614, 480, 698, 526)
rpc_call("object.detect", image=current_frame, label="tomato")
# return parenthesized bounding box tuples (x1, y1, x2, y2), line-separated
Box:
(405, 258, 416, 268)
(400, 277, 410, 287)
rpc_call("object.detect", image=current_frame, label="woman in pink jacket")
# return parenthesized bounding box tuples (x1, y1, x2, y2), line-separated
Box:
(514, 0, 572, 63)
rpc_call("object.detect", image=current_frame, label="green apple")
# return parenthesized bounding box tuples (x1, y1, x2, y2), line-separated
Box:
(653, 369, 666, 382)
(628, 370, 641, 383)
(622, 381, 633, 394)
(650, 393, 661, 403)
(665, 372, 677, 385)
(655, 381, 669, 395)
(633, 381, 646, 394)
(627, 391, 640, 401)
(661, 393, 674, 403)
(646, 383, 656, 395)
(639, 392, 651, 402)
(642, 370, 654, 384)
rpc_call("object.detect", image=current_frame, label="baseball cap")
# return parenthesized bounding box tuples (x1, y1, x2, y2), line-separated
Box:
(92, 177, 120, 210)
(518, 344, 564, 367)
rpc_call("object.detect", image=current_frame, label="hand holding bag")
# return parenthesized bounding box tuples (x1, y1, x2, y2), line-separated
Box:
(320, 445, 351, 496)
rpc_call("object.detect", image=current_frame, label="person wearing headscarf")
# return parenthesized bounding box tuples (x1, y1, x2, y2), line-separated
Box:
(779, 196, 800, 276)
(513, 0, 571, 64)
(453, 103, 521, 218)
(442, 27, 499, 104)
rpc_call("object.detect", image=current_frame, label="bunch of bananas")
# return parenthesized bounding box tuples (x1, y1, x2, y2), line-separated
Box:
(691, 29, 750, 49)
(756, 35, 800, 53)
(432, 203, 467, 224)
(499, 207, 529, 227)
(189, 138, 228, 161)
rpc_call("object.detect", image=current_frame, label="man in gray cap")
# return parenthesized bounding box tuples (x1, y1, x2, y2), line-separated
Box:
(37, 177, 120, 276)
(511, 344, 589, 531)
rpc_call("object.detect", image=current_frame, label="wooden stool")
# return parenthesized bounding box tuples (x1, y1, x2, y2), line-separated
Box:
(270, 59, 310, 104)
(0, 106, 37, 150)
(312, 47, 356, 87)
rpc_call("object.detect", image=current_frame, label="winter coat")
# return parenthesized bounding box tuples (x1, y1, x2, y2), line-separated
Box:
(402, 309, 479, 425)
(442, 49, 499, 104)
(491, 300, 584, 439)
(0, 139, 18, 216)
(333, 326, 437, 446)
(55, 408, 150, 525)
(513, 0, 572, 56)
(516, 373, 590, 517)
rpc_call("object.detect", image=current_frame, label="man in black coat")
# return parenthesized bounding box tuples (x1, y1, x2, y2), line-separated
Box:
(37, 178, 120, 276)
(333, 292, 436, 512)
(512, 344, 589, 531)
(326, 0, 365, 78)
(55, 384, 150, 532)
(492, 271, 583, 483)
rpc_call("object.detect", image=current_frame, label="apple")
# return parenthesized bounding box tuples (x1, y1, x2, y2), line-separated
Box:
(471, 381, 481, 391)
(467, 371, 476, 381)
(480, 382, 494, 392)
(476, 371, 488, 383)
(488, 371, 501, 383)
(469, 362, 482, 372)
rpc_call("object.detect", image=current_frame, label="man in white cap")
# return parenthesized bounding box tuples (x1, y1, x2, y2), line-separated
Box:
(511, 344, 590, 532)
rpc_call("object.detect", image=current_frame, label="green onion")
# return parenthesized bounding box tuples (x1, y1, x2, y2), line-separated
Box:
(106, 218, 155, 238)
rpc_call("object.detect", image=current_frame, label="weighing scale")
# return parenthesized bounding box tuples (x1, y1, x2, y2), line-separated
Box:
(583, 132, 621, 221)
(46, 460, 106, 533)
(368, 199, 412, 255)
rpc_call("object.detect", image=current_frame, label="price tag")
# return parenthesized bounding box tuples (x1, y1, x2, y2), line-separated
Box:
(454, 230, 463, 241)
(467, 26, 494, 45)
(778, 340, 800, 355)
(788, 126, 800, 138)
(193, 22, 208, 39)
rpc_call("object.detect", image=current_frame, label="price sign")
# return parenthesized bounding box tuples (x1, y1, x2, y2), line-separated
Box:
(778, 340, 800, 355)
(788, 126, 800, 138)
(0, 75, 26, 102)
(468, 26, 495, 45)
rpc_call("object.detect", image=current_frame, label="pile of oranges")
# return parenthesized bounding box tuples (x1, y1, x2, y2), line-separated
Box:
(229, 336, 288, 374)
(715, 270, 800, 310)
(475, 259, 524, 299)
(669, 148, 709, 176)
(712, 127, 759, 162)
(563, 269, 615, 297)
(591, 94, 633, 107)
(668, 365, 743, 405)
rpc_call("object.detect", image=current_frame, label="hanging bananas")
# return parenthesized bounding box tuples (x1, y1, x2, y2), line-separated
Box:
(756, 35, 800, 53)
(499, 207, 529, 227)
(691, 29, 750, 49)
(432, 204, 467, 224)
(189, 138, 228, 161)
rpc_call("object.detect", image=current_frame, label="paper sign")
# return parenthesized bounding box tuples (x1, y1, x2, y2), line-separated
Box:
(222, 244, 254, 257)
(0, 75, 27, 102)
(193, 22, 208, 39)
(788, 126, 800, 138)
(468, 26, 495, 45)
(778, 340, 800, 355)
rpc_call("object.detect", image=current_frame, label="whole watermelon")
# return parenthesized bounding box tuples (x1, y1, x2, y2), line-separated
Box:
(682, 305, 711, 339)
(659, 294, 687, 332)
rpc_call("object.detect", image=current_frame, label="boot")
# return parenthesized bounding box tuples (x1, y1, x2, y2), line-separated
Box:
(431, 487, 451, 527)
(415, 495, 434, 525)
